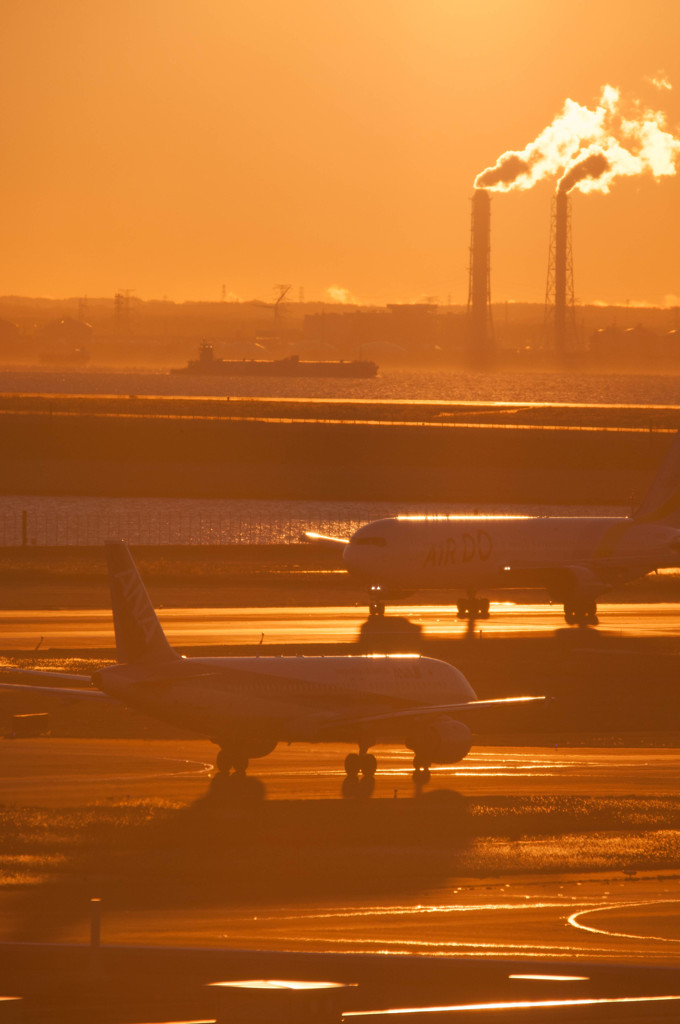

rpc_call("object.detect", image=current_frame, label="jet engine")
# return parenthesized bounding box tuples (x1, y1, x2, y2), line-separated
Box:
(403, 716, 473, 765)
(405, 717, 472, 765)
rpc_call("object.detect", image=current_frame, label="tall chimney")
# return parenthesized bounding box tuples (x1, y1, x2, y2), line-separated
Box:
(554, 190, 568, 352)
(467, 189, 494, 363)
(545, 190, 577, 355)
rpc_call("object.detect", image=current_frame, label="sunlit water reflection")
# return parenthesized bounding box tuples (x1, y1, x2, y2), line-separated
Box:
(0, 496, 623, 546)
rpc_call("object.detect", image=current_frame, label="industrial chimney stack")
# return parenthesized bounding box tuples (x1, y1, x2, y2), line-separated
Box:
(467, 189, 494, 363)
(545, 191, 577, 354)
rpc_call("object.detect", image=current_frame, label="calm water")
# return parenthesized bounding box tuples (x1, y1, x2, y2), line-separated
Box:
(1, 367, 680, 404)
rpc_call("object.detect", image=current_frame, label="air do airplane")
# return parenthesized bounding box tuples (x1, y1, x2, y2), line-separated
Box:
(307, 430, 680, 627)
(0, 542, 545, 780)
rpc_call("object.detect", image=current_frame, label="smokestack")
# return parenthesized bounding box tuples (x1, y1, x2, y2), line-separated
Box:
(554, 190, 568, 352)
(467, 189, 494, 363)
(545, 191, 577, 355)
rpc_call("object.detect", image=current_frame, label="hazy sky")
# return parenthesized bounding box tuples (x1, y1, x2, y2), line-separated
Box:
(2, 0, 679, 306)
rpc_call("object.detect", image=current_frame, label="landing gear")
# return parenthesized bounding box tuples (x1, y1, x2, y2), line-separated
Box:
(564, 599, 599, 627)
(215, 748, 249, 774)
(412, 755, 431, 783)
(456, 596, 490, 620)
(342, 748, 377, 798)
(344, 751, 378, 777)
(368, 585, 386, 617)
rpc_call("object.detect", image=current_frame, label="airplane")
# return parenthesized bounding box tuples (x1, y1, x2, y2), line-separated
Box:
(305, 429, 680, 628)
(0, 541, 545, 781)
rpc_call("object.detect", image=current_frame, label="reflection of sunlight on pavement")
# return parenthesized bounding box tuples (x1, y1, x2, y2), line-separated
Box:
(569, 899, 680, 943)
(4, 602, 680, 651)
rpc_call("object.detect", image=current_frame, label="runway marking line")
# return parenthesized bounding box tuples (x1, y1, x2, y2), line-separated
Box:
(569, 899, 680, 944)
(345, 995, 680, 1016)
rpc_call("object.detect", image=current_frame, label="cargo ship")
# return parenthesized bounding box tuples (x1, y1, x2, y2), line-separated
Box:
(171, 342, 378, 378)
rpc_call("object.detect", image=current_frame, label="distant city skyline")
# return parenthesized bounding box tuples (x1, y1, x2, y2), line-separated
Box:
(1, 1, 679, 307)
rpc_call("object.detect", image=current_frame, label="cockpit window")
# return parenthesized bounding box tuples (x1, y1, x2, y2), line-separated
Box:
(351, 535, 387, 546)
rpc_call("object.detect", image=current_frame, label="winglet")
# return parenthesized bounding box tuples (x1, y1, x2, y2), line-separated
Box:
(105, 542, 179, 665)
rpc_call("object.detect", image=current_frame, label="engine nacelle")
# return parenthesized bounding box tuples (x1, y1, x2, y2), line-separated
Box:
(406, 717, 472, 765)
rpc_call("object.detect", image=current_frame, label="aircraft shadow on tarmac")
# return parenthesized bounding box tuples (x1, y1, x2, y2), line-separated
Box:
(203, 768, 469, 805)
(5, 782, 474, 948)
(357, 614, 424, 651)
(356, 611, 604, 649)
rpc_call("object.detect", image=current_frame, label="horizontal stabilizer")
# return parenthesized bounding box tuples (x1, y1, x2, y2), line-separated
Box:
(0, 666, 90, 684)
(0, 676, 112, 704)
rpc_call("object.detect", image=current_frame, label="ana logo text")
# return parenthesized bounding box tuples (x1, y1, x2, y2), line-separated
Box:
(114, 568, 158, 644)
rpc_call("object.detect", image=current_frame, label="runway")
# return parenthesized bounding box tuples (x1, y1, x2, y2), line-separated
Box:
(2, 600, 680, 650)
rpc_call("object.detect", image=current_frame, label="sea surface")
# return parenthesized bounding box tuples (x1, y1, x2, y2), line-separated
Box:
(1, 366, 680, 405)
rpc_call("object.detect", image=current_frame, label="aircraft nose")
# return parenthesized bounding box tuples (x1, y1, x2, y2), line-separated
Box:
(342, 540, 373, 574)
(342, 543, 359, 570)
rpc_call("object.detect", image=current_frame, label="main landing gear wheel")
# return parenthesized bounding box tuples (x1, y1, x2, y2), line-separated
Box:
(216, 749, 249, 774)
(564, 600, 599, 627)
(456, 597, 490, 620)
(344, 752, 378, 777)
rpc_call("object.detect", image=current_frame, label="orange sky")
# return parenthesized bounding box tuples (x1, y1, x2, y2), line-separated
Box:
(1, 0, 679, 306)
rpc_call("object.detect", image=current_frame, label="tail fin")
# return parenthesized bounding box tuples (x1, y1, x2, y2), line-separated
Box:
(633, 429, 680, 526)
(105, 542, 179, 665)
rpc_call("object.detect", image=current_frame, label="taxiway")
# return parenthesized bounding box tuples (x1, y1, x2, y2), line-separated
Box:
(2, 738, 679, 804)
(2, 601, 680, 650)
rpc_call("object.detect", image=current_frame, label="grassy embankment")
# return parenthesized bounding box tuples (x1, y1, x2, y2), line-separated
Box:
(1, 393, 676, 502)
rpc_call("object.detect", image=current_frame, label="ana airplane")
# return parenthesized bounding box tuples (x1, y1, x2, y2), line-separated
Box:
(0, 543, 544, 780)
(306, 430, 680, 627)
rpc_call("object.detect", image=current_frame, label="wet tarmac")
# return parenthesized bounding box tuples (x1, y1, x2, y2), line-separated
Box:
(1, 739, 679, 968)
(2, 600, 680, 650)
(2, 602, 680, 998)
(2, 738, 680, 804)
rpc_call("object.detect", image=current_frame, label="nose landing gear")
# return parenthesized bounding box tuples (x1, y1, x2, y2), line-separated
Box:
(412, 755, 431, 783)
(368, 585, 386, 617)
(216, 748, 249, 774)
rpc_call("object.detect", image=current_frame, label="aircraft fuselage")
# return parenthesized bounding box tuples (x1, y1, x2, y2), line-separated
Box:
(343, 515, 680, 595)
(95, 654, 476, 745)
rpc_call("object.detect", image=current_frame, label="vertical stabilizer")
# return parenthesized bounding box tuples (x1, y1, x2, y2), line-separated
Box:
(105, 542, 179, 665)
(633, 430, 680, 526)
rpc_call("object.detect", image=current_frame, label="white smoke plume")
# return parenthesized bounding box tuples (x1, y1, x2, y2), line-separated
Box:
(647, 72, 672, 92)
(326, 285, 358, 304)
(475, 84, 680, 194)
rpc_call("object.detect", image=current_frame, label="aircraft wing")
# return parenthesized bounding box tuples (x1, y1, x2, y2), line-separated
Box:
(301, 531, 348, 547)
(314, 695, 548, 733)
(0, 667, 112, 703)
